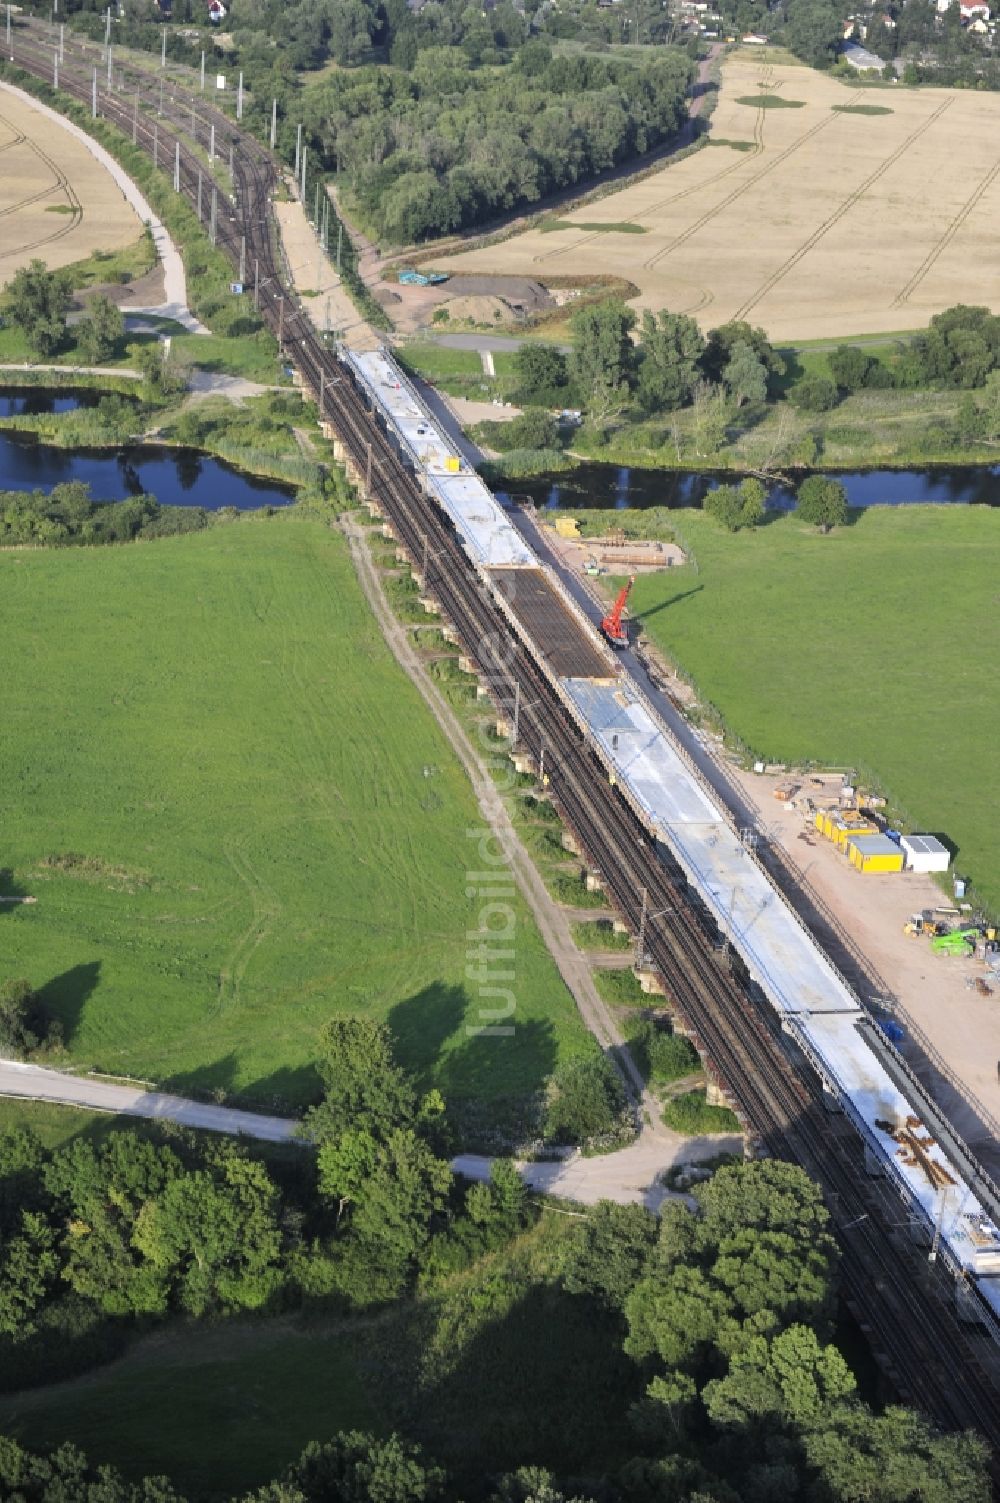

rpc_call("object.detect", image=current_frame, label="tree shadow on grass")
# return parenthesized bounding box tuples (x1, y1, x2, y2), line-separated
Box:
(36, 962, 101, 1047)
(388, 984, 559, 1147)
(163, 1054, 322, 1116)
(388, 984, 558, 1104)
(400, 1282, 639, 1484)
(0, 868, 30, 912)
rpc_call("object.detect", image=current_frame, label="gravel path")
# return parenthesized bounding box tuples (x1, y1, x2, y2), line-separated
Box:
(0, 82, 207, 333)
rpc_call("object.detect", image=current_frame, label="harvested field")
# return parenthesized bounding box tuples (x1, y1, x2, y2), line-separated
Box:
(0, 87, 140, 287)
(437, 52, 1000, 341)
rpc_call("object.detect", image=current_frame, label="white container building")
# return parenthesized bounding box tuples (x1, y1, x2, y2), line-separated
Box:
(900, 834, 951, 874)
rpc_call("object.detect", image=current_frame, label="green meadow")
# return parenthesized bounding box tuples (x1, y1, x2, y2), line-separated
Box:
(627, 505, 1000, 912)
(0, 517, 589, 1113)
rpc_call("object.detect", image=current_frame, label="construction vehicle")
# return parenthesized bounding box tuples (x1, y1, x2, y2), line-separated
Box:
(601, 575, 635, 649)
(931, 928, 979, 957)
(903, 913, 947, 939)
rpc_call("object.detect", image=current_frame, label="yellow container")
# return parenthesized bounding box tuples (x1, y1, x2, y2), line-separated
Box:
(444, 456, 461, 473)
(849, 835, 905, 873)
(834, 820, 876, 851)
(814, 812, 827, 835)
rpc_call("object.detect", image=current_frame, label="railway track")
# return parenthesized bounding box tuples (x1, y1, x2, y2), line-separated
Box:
(6, 24, 1000, 1462)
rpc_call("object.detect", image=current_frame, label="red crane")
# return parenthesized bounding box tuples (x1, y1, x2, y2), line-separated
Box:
(601, 575, 635, 649)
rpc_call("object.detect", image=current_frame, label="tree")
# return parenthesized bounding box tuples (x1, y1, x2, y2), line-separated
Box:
(318, 1126, 451, 1287)
(690, 381, 729, 457)
(569, 301, 636, 411)
(802, 1402, 990, 1503)
(827, 344, 877, 391)
(137, 341, 187, 398)
(636, 310, 705, 414)
(703, 320, 784, 390)
(5, 259, 71, 357)
(788, 375, 838, 413)
(544, 1056, 628, 1145)
(305, 1018, 416, 1146)
(0, 1129, 48, 1236)
(77, 295, 125, 365)
(0, 980, 41, 1058)
(132, 1147, 284, 1315)
(0, 1211, 58, 1340)
(722, 342, 768, 408)
(704, 485, 744, 533)
(284, 1432, 446, 1503)
(704, 477, 764, 533)
(796, 475, 847, 532)
(513, 343, 568, 404)
(563, 1201, 657, 1310)
(701, 1325, 856, 1429)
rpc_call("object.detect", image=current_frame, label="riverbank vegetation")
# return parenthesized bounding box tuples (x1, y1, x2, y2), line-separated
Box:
(0, 517, 592, 1122)
(618, 505, 1000, 913)
(0, 389, 332, 496)
(0, 1118, 986, 1501)
(547, 300, 1000, 474)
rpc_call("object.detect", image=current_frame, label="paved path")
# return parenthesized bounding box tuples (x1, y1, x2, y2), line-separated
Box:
(0, 82, 207, 335)
(0, 361, 141, 379)
(0, 1060, 740, 1208)
(0, 1060, 296, 1142)
(427, 333, 543, 354)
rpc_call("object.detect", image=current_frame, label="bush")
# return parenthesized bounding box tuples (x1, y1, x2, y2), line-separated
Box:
(789, 376, 839, 413)
(479, 448, 573, 480)
(0, 979, 44, 1056)
(513, 342, 568, 399)
(544, 1056, 629, 1145)
(662, 1089, 740, 1134)
(704, 477, 765, 532)
(476, 408, 563, 453)
(628, 1020, 700, 1085)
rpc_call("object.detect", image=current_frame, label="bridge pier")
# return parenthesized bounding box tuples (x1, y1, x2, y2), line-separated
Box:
(634, 968, 666, 996)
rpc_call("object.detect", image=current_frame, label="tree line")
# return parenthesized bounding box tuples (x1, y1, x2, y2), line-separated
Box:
(512, 299, 1000, 514)
(0, 482, 213, 546)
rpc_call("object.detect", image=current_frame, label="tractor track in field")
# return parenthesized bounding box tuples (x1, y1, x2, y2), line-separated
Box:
(0, 103, 83, 259)
(732, 97, 954, 322)
(641, 108, 839, 273)
(892, 145, 1000, 307)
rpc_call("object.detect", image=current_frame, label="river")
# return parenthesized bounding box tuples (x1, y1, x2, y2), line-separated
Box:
(499, 461, 1000, 511)
(0, 389, 295, 511)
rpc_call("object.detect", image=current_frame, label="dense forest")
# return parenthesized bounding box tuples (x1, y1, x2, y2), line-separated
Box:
(299, 46, 694, 242)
